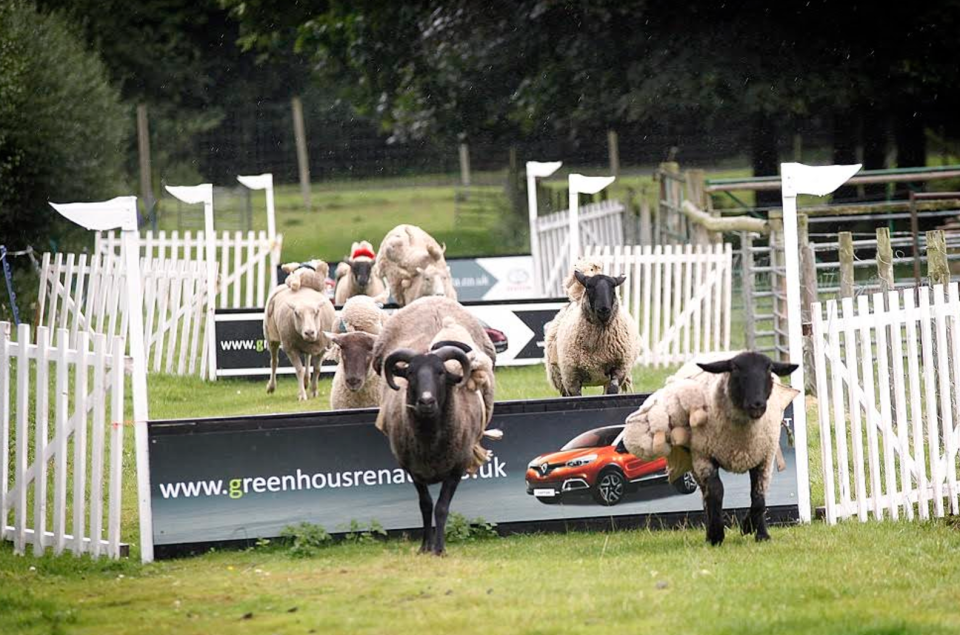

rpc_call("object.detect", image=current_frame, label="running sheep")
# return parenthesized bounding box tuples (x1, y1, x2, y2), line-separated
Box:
(623, 351, 798, 545)
(372, 296, 497, 555)
(325, 295, 389, 410)
(334, 241, 387, 304)
(376, 224, 457, 306)
(263, 285, 336, 401)
(544, 261, 640, 396)
(281, 259, 330, 293)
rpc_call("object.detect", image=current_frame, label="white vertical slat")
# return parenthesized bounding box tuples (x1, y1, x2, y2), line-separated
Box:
(14, 323, 30, 554)
(651, 245, 663, 367)
(903, 291, 929, 519)
(257, 234, 268, 308)
(812, 302, 836, 524)
(89, 334, 106, 558)
(723, 243, 732, 351)
(46, 254, 63, 333)
(176, 262, 194, 375)
(671, 248, 683, 362)
(164, 264, 185, 374)
(118, 274, 130, 357)
(52, 327, 69, 553)
(661, 245, 673, 363)
(36, 253, 52, 327)
(887, 291, 914, 520)
(152, 270, 172, 373)
(712, 245, 723, 353)
(872, 293, 898, 520)
(145, 231, 156, 263)
(947, 283, 960, 515)
(142, 258, 159, 366)
(692, 245, 703, 356)
(857, 295, 882, 520)
(246, 231, 256, 307)
(72, 331, 89, 555)
(918, 287, 943, 517)
(842, 296, 868, 522)
(0, 322, 9, 542)
(86, 255, 104, 338)
(189, 263, 206, 376)
(69, 254, 89, 346)
(219, 232, 229, 309)
(682, 246, 693, 356)
(932, 285, 957, 514)
(58, 254, 76, 335)
(641, 246, 653, 365)
(827, 300, 851, 517)
(32, 327, 51, 555)
(233, 231, 243, 308)
(108, 335, 124, 559)
(105, 258, 123, 340)
(703, 247, 714, 353)
(169, 231, 180, 262)
(629, 247, 641, 343)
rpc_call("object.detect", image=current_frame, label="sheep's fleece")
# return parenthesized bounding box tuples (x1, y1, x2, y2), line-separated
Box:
(623, 359, 798, 480)
(281, 259, 329, 292)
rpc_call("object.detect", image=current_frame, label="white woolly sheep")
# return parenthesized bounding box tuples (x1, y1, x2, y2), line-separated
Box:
(371, 296, 496, 555)
(334, 241, 388, 304)
(325, 330, 380, 410)
(623, 351, 798, 546)
(281, 259, 330, 293)
(376, 224, 457, 306)
(544, 269, 640, 396)
(263, 285, 336, 401)
(336, 294, 388, 336)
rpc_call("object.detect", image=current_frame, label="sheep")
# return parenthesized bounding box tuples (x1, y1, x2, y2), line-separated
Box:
(325, 330, 381, 410)
(371, 296, 496, 555)
(544, 269, 640, 396)
(335, 294, 388, 336)
(376, 224, 457, 306)
(334, 241, 388, 305)
(623, 351, 799, 546)
(280, 259, 330, 293)
(263, 285, 336, 401)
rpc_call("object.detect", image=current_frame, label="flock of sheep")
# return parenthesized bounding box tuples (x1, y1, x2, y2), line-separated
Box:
(261, 224, 799, 552)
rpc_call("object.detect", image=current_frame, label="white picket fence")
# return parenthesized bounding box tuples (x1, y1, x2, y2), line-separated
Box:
(533, 200, 624, 297)
(1, 322, 130, 558)
(96, 229, 281, 309)
(37, 252, 215, 378)
(812, 283, 960, 524)
(584, 244, 733, 366)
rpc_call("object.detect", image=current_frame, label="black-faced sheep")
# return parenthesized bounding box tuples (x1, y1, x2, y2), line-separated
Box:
(326, 331, 380, 410)
(334, 241, 387, 304)
(280, 259, 330, 293)
(376, 224, 457, 306)
(371, 296, 496, 555)
(544, 269, 640, 396)
(623, 351, 798, 545)
(263, 286, 336, 401)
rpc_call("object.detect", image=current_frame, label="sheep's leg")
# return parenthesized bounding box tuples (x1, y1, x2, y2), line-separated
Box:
(289, 351, 309, 401)
(742, 460, 772, 541)
(266, 341, 281, 394)
(414, 481, 434, 554)
(695, 457, 725, 546)
(431, 473, 462, 556)
(308, 352, 322, 398)
(605, 367, 626, 395)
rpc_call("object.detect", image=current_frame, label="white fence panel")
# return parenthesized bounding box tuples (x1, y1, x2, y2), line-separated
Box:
(583, 243, 733, 367)
(533, 200, 624, 297)
(95, 229, 282, 309)
(1, 322, 129, 558)
(37, 252, 214, 378)
(812, 283, 960, 524)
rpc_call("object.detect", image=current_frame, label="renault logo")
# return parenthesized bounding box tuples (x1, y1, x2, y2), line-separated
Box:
(540, 463, 549, 475)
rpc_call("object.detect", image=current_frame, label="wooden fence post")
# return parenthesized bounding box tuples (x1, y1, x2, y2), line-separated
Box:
(459, 143, 471, 187)
(291, 96, 311, 212)
(926, 230, 950, 287)
(136, 104, 155, 221)
(799, 215, 818, 393)
(639, 189, 652, 246)
(876, 227, 895, 293)
(608, 130, 620, 178)
(741, 231, 756, 350)
(839, 231, 855, 299)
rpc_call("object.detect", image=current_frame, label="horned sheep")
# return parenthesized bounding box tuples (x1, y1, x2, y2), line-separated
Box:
(372, 296, 497, 555)
(263, 285, 336, 401)
(623, 351, 798, 545)
(376, 224, 457, 306)
(544, 263, 640, 396)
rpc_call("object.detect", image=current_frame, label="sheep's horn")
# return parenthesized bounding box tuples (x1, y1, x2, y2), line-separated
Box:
(383, 348, 416, 391)
(433, 346, 471, 386)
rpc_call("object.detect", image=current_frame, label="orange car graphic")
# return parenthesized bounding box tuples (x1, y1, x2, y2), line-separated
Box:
(525, 424, 698, 506)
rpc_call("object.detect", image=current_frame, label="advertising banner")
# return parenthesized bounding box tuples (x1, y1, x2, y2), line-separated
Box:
(446, 255, 536, 301)
(214, 299, 567, 377)
(149, 395, 799, 557)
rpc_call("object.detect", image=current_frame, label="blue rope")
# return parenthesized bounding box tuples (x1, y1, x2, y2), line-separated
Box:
(0, 245, 21, 326)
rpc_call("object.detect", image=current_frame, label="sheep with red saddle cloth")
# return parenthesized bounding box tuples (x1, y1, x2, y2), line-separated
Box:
(334, 241, 387, 304)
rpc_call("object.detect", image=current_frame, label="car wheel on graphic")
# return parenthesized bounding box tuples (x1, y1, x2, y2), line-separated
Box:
(592, 468, 626, 506)
(672, 471, 698, 495)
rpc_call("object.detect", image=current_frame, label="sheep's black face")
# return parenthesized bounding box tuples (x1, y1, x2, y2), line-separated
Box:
(698, 352, 798, 420)
(575, 271, 626, 325)
(383, 346, 471, 422)
(349, 259, 373, 289)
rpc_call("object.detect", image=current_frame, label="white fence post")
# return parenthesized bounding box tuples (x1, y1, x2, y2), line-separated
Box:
(238, 173, 280, 290)
(568, 174, 615, 268)
(525, 161, 562, 297)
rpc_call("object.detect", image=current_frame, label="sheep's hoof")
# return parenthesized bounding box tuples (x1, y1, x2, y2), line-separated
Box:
(266, 382, 276, 394)
(755, 529, 771, 542)
(706, 527, 725, 546)
(298, 392, 308, 402)
(605, 382, 620, 395)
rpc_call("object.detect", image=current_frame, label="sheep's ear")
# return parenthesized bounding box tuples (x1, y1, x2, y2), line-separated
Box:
(697, 359, 733, 374)
(574, 270, 588, 287)
(343, 258, 354, 268)
(323, 332, 339, 344)
(770, 361, 799, 377)
(613, 275, 627, 287)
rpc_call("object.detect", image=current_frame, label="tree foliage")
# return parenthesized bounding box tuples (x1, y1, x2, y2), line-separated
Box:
(0, 0, 127, 248)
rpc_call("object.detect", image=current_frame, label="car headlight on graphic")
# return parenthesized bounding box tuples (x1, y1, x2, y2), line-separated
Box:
(565, 454, 598, 468)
